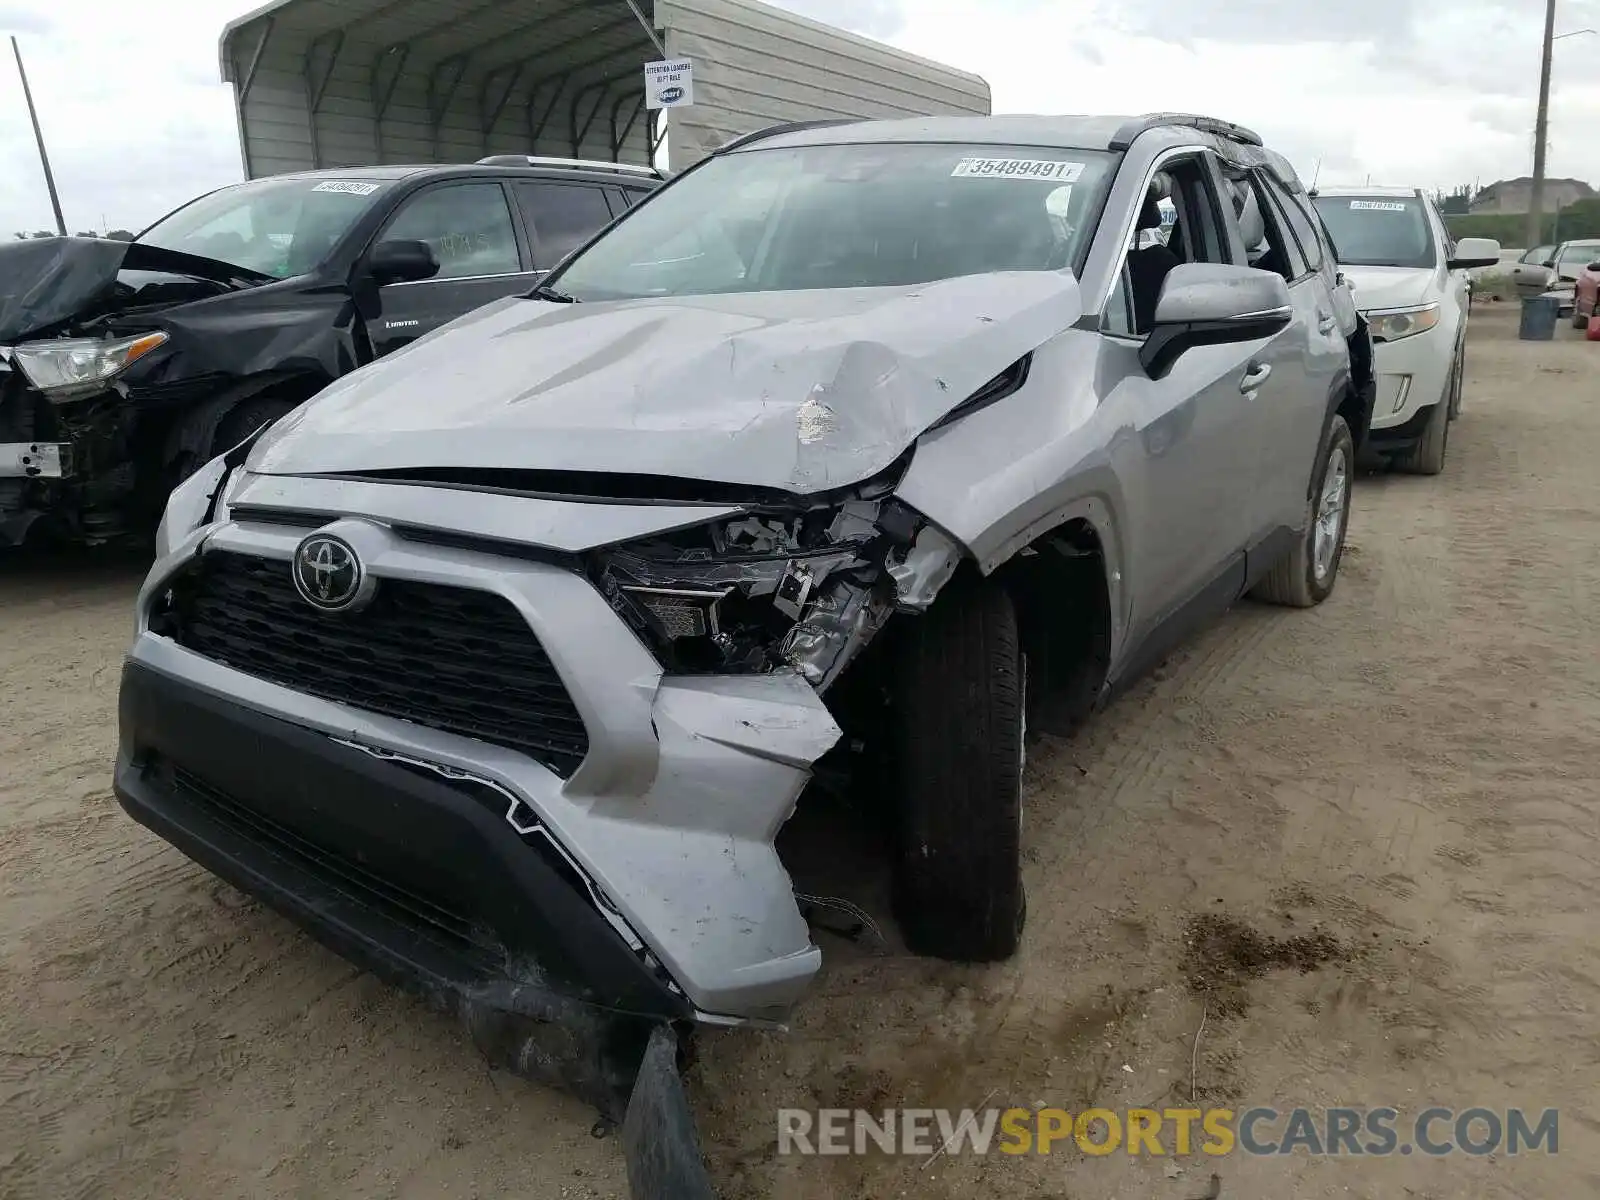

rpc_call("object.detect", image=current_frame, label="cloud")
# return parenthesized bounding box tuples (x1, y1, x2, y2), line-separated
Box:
(780, 0, 907, 40)
(0, 4, 52, 35)
(0, 0, 1596, 237)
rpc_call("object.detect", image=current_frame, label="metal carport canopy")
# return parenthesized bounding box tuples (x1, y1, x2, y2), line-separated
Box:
(218, 0, 991, 179)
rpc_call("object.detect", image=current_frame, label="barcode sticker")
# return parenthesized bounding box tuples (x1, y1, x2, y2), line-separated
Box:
(312, 180, 382, 196)
(1349, 200, 1408, 211)
(951, 158, 1085, 182)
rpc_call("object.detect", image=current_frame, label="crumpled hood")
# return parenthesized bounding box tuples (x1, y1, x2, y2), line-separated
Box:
(0, 236, 264, 342)
(1342, 265, 1436, 313)
(250, 271, 1083, 494)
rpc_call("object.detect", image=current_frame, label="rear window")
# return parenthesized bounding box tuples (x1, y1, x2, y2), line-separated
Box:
(1311, 194, 1436, 269)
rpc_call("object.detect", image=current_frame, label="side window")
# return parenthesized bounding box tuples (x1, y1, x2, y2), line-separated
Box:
(1263, 177, 1326, 274)
(380, 183, 521, 280)
(513, 182, 615, 268)
(1108, 153, 1231, 337)
(1103, 264, 1138, 338)
(1223, 170, 1306, 281)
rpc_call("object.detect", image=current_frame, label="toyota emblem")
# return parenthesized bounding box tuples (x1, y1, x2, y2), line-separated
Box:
(291, 532, 369, 612)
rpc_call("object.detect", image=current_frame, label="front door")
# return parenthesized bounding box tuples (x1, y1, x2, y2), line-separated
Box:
(1103, 151, 1267, 650)
(368, 181, 537, 357)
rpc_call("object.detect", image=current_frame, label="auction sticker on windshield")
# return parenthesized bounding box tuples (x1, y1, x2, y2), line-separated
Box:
(952, 158, 1085, 182)
(312, 180, 382, 196)
(1348, 200, 1408, 211)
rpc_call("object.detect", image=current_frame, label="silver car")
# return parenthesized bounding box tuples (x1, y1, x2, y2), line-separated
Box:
(116, 112, 1370, 1139)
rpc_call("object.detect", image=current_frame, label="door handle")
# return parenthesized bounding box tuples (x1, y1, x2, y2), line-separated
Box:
(1240, 362, 1272, 393)
(1317, 312, 1337, 334)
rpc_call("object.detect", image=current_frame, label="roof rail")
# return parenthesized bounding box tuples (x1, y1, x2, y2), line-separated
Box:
(475, 154, 663, 178)
(714, 118, 862, 154)
(1108, 113, 1265, 151)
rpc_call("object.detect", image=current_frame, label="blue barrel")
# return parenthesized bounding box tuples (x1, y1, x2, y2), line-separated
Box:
(1520, 295, 1560, 340)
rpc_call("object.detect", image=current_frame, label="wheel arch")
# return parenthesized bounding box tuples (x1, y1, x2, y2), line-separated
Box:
(159, 371, 332, 473)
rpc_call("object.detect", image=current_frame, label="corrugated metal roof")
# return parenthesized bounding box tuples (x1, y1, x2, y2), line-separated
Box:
(217, 0, 991, 177)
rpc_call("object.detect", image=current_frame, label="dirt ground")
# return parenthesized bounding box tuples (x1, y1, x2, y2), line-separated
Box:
(3, 303, 1598, 1200)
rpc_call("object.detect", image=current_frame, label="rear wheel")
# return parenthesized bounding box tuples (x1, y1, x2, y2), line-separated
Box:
(1252, 414, 1354, 608)
(889, 577, 1025, 962)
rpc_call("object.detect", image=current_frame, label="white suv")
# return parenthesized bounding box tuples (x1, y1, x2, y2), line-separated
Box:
(1312, 186, 1499, 475)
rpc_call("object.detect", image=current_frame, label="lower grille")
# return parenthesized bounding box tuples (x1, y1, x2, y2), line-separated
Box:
(162, 550, 590, 776)
(164, 761, 506, 974)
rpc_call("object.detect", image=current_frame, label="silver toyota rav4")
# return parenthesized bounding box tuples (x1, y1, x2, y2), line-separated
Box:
(116, 112, 1372, 1141)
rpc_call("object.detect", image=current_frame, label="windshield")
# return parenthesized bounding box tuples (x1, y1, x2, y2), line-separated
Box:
(138, 176, 394, 279)
(549, 142, 1118, 301)
(1312, 194, 1437, 269)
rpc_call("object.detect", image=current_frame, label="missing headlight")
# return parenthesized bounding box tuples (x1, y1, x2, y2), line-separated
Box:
(588, 494, 933, 689)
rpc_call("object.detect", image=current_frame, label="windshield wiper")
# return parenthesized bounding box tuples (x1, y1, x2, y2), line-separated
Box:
(528, 282, 578, 303)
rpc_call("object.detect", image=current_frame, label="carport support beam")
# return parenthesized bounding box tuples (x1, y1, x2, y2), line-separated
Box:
(620, 0, 667, 57)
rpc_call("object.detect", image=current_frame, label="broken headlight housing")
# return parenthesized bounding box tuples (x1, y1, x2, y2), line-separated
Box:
(588, 489, 929, 691)
(12, 332, 169, 401)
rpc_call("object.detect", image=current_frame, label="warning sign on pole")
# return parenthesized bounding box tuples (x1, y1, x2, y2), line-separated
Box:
(644, 58, 695, 109)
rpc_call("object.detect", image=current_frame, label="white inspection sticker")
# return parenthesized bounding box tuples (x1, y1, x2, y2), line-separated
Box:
(952, 157, 1085, 182)
(312, 180, 382, 196)
(1349, 200, 1408, 211)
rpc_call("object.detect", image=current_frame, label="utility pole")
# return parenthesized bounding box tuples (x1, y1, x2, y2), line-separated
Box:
(11, 36, 67, 236)
(1527, 0, 1558, 250)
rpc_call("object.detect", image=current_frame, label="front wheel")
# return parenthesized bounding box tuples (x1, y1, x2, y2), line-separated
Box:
(889, 577, 1025, 962)
(1252, 414, 1355, 609)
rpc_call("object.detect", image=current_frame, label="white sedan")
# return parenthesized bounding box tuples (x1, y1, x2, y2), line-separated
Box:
(1311, 186, 1499, 475)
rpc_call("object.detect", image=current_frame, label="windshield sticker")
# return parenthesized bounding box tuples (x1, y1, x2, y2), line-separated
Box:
(311, 180, 382, 196)
(952, 158, 1085, 182)
(1349, 200, 1408, 211)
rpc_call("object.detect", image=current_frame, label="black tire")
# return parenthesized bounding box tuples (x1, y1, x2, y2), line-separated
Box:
(1393, 389, 1449, 476)
(211, 397, 298, 458)
(170, 396, 299, 489)
(1252, 414, 1355, 609)
(889, 576, 1025, 962)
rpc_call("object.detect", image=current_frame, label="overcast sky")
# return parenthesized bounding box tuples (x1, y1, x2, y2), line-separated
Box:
(2, 0, 1598, 237)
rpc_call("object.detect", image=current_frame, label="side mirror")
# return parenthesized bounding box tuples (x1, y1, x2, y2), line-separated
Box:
(1543, 259, 1557, 269)
(364, 239, 439, 285)
(1139, 263, 1293, 380)
(1447, 236, 1501, 271)
(1588, 262, 1600, 273)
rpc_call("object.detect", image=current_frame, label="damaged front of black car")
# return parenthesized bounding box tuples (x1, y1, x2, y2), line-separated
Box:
(0, 235, 299, 546)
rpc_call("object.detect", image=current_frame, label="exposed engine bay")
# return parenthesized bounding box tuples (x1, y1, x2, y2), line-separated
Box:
(586, 478, 960, 691)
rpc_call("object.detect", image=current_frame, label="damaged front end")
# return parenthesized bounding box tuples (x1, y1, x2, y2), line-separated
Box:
(586, 459, 961, 692)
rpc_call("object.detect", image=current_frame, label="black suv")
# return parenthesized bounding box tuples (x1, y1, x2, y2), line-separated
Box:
(0, 156, 661, 547)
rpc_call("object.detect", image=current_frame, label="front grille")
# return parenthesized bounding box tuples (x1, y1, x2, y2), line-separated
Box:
(164, 761, 506, 975)
(163, 550, 590, 776)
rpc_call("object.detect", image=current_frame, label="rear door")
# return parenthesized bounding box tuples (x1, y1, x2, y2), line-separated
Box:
(1246, 170, 1346, 546)
(367, 180, 536, 357)
(510, 181, 619, 275)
